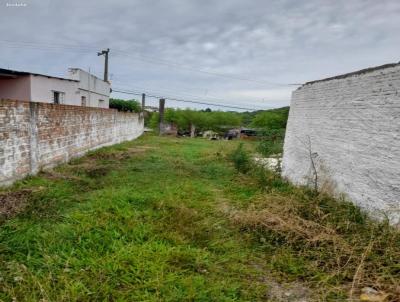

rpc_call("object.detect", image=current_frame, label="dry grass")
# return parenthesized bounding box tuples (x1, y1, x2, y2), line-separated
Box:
(231, 195, 351, 251)
(225, 186, 400, 301)
(0, 188, 44, 221)
(227, 145, 400, 301)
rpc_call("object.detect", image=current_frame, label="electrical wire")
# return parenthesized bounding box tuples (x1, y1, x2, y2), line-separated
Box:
(1, 39, 293, 109)
(0, 39, 302, 86)
(112, 88, 271, 111)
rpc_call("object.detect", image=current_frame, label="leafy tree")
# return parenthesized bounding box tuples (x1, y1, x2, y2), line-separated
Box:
(250, 107, 289, 130)
(109, 98, 141, 113)
(148, 108, 242, 133)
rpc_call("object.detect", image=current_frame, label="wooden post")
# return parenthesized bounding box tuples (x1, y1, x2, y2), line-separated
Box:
(159, 98, 165, 135)
(141, 93, 145, 112)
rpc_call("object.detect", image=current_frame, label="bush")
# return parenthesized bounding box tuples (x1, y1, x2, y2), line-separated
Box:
(109, 98, 141, 112)
(257, 128, 285, 157)
(250, 108, 288, 157)
(230, 143, 251, 173)
(257, 140, 283, 157)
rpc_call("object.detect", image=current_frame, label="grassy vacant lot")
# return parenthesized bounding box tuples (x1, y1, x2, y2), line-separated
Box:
(0, 135, 399, 301)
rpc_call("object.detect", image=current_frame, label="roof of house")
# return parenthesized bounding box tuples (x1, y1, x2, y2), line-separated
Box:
(302, 62, 400, 87)
(0, 68, 78, 82)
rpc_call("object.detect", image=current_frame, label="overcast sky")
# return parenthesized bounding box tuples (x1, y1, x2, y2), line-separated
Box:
(1, 0, 399, 111)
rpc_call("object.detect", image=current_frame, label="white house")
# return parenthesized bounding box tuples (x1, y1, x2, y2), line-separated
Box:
(68, 68, 110, 108)
(0, 67, 110, 108)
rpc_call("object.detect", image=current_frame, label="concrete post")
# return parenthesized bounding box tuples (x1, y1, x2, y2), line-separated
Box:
(141, 93, 145, 112)
(159, 98, 165, 135)
(190, 123, 196, 138)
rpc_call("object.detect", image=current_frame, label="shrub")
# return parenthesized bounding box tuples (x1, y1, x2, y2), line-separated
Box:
(109, 98, 141, 112)
(230, 143, 251, 173)
(257, 140, 283, 157)
(250, 108, 288, 157)
(257, 128, 285, 157)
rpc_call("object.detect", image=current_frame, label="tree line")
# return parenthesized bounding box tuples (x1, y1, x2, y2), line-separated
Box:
(110, 98, 289, 156)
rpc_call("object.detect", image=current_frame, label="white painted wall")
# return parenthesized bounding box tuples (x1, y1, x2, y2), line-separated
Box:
(69, 68, 110, 108)
(282, 64, 400, 222)
(0, 76, 31, 101)
(30, 75, 80, 105)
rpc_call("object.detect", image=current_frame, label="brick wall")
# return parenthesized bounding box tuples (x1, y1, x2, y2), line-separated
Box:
(0, 99, 144, 186)
(282, 64, 400, 222)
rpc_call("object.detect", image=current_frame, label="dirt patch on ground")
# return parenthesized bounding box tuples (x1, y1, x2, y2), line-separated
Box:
(40, 170, 82, 181)
(0, 189, 36, 221)
(87, 146, 155, 161)
(127, 146, 155, 152)
(83, 165, 111, 178)
(263, 277, 311, 302)
(42, 146, 156, 182)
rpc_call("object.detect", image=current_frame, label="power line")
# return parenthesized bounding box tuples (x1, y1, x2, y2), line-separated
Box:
(112, 88, 271, 111)
(110, 75, 226, 101)
(112, 81, 286, 108)
(1, 39, 295, 108)
(0, 39, 302, 86)
(110, 81, 239, 104)
(112, 50, 301, 86)
(0, 40, 98, 52)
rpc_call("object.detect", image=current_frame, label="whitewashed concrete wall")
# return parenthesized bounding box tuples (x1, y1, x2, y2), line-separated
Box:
(282, 64, 400, 222)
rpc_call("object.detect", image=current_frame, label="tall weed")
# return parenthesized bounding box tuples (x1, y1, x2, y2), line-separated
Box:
(230, 143, 251, 174)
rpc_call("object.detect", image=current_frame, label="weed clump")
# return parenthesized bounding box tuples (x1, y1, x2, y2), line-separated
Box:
(0, 189, 34, 222)
(256, 129, 285, 157)
(230, 143, 251, 174)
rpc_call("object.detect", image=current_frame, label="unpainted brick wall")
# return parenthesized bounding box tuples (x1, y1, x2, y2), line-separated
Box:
(0, 99, 144, 186)
(282, 65, 400, 222)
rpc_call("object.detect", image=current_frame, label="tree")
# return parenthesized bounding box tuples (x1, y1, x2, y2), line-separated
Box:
(149, 108, 242, 134)
(109, 98, 141, 112)
(250, 107, 289, 130)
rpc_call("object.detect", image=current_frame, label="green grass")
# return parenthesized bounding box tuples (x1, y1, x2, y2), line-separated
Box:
(0, 135, 399, 301)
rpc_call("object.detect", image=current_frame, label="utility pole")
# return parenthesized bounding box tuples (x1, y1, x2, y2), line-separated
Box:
(141, 93, 146, 112)
(159, 98, 165, 136)
(97, 48, 110, 82)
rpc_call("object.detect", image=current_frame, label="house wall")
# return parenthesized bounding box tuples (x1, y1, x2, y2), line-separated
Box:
(0, 99, 144, 186)
(69, 69, 110, 108)
(30, 75, 80, 105)
(0, 76, 31, 101)
(282, 64, 400, 222)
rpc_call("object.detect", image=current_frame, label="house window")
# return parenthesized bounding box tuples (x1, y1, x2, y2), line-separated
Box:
(99, 99, 104, 107)
(53, 91, 65, 104)
(81, 96, 87, 106)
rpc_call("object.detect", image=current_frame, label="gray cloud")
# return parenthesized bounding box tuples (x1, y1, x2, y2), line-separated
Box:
(0, 0, 399, 110)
